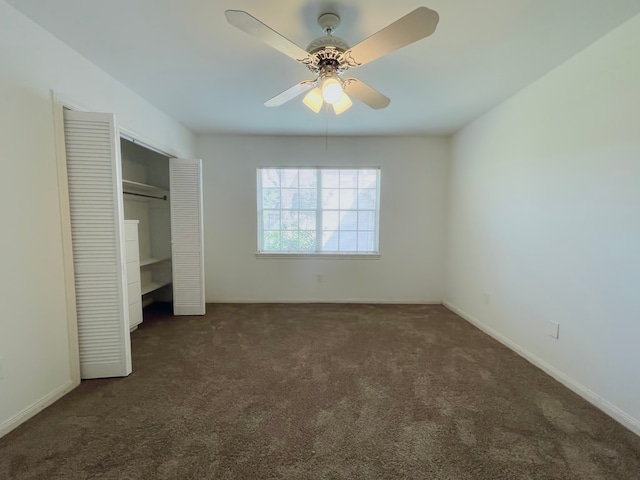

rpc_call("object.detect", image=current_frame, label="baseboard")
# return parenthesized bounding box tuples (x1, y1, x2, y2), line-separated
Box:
(208, 299, 443, 305)
(0, 378, 79, 439)
(442, 300, 640, 438)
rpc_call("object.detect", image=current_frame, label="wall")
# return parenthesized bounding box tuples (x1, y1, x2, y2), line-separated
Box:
(197, 135, 448, 303)
(444, 13, 640, 434)
(0, 1, 195, 437)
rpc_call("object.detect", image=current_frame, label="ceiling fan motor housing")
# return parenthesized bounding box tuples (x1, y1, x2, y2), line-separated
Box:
(306, 12, 351, 75)
(306, 35, 350, 54)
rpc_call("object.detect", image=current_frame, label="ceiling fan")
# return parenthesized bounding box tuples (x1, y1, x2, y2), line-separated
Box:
(225, 7, 439, 115)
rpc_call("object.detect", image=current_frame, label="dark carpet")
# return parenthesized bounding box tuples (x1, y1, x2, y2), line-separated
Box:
(1, 303, 639, 479)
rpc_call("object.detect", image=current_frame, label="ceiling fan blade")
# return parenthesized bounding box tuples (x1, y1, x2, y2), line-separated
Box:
(265, 80, 316, 107)
(225, 10, 313, 64)
(342, 7, 439, 68)
(343, 79, 390, 109)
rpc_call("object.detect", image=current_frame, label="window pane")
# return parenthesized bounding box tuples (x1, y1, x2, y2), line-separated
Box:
(357, 189, 376, 209)
(281, 188, 298, 209)
(358, 211, 375, 230)
(322, 211, 339, 231)
(322, 231, 339, 251)
(299, 188, 317, 209)
(358, 231, 375, 252)
(339, 231, 357, 251)
(262, 188, 280, 209)
(340, 211, 357, 230)
(322, 169, 340, 188)
(299, 231, 316, 251)
(263, 210, 280, 230)
(263, 231, 280, 251)
(299, 169, 317, 188)
(322, 188, 339, 209)
(281, 211, 299, 230)
(299, 211, 316, 230)
(262, 169, 280, 188)
(358, 170, 378, 189)
(281, 231, 299, 251)
(339, 189, 356, 209)
(281, 169, 298, 188)
(340, 170, 358, 188)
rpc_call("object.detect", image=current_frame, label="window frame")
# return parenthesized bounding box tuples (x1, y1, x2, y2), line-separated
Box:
(256, 167, 381, 258)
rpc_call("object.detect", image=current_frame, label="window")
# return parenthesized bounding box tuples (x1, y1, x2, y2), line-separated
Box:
(257, 167, 380, 254)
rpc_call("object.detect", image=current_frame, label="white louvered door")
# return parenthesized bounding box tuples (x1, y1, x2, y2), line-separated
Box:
(63, 110, 132, 378)
(170, 159, 205, 315)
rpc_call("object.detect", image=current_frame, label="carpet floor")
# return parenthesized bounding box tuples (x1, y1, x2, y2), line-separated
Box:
(1, 303, 639, 479)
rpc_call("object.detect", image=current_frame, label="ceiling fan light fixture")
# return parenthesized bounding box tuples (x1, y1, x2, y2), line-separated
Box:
(332, 92, 352, 115)
(321, 77, 343, 104)
(303, 87, 323, 113)
(226, 8, 440, 114)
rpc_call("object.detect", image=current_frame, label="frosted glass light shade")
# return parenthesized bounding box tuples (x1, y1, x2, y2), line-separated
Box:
(303, 88, 323, 113)
(332, 93, 352, 115)
(322, 77, 343, 104)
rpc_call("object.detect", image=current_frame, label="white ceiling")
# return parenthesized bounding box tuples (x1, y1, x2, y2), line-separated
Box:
(7, 0, 640, 136)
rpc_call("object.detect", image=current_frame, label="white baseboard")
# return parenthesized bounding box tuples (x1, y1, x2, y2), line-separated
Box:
(442, 300, 640, 438)
(207, 299, 443, 305)
(0, 378, 79, 439)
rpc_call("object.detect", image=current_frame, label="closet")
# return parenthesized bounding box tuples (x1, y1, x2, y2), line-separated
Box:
(121, 138, 173, 324)
(63, 110, 205, 380)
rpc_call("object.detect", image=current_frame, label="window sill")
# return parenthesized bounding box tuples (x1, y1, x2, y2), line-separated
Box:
(255, 252, 381, 260)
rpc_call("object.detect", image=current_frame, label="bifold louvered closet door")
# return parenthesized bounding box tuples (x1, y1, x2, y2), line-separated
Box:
(170, 159, 206, 315)
(63, 110, 132, 379)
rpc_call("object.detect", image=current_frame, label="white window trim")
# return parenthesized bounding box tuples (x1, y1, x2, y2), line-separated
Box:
(255, 252, 381, 259)
(257, 167, 381, 256)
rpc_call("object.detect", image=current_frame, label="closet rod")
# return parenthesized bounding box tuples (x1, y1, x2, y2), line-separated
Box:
(124, 191, 167, 201)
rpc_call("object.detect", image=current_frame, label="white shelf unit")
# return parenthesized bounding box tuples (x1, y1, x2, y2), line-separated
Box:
(122, 179, 168, 199)
(140, 257, 172, 296)
(141, 280, 172, 296)
(139, 257, 171, 267)
(124, 220, 143, 331)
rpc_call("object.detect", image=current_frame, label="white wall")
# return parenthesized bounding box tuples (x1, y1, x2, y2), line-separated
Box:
(0, 1, 195, 437)
(444, 13, 640, 434)
(197, 135, 448, 303)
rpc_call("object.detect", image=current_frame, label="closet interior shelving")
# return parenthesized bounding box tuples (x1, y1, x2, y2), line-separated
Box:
(121, 138, 173, 311)
(122, 179, 168, 200)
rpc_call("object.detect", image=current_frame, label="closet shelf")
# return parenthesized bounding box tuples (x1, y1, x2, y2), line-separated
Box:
(141, 280, 172, 296)
(122, 179, 169, 199)
(139, 257, 171, 267)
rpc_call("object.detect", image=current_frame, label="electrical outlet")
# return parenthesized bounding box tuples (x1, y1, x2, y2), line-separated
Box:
(546, 321, 560, 339)
(316, 274, 323, 284)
